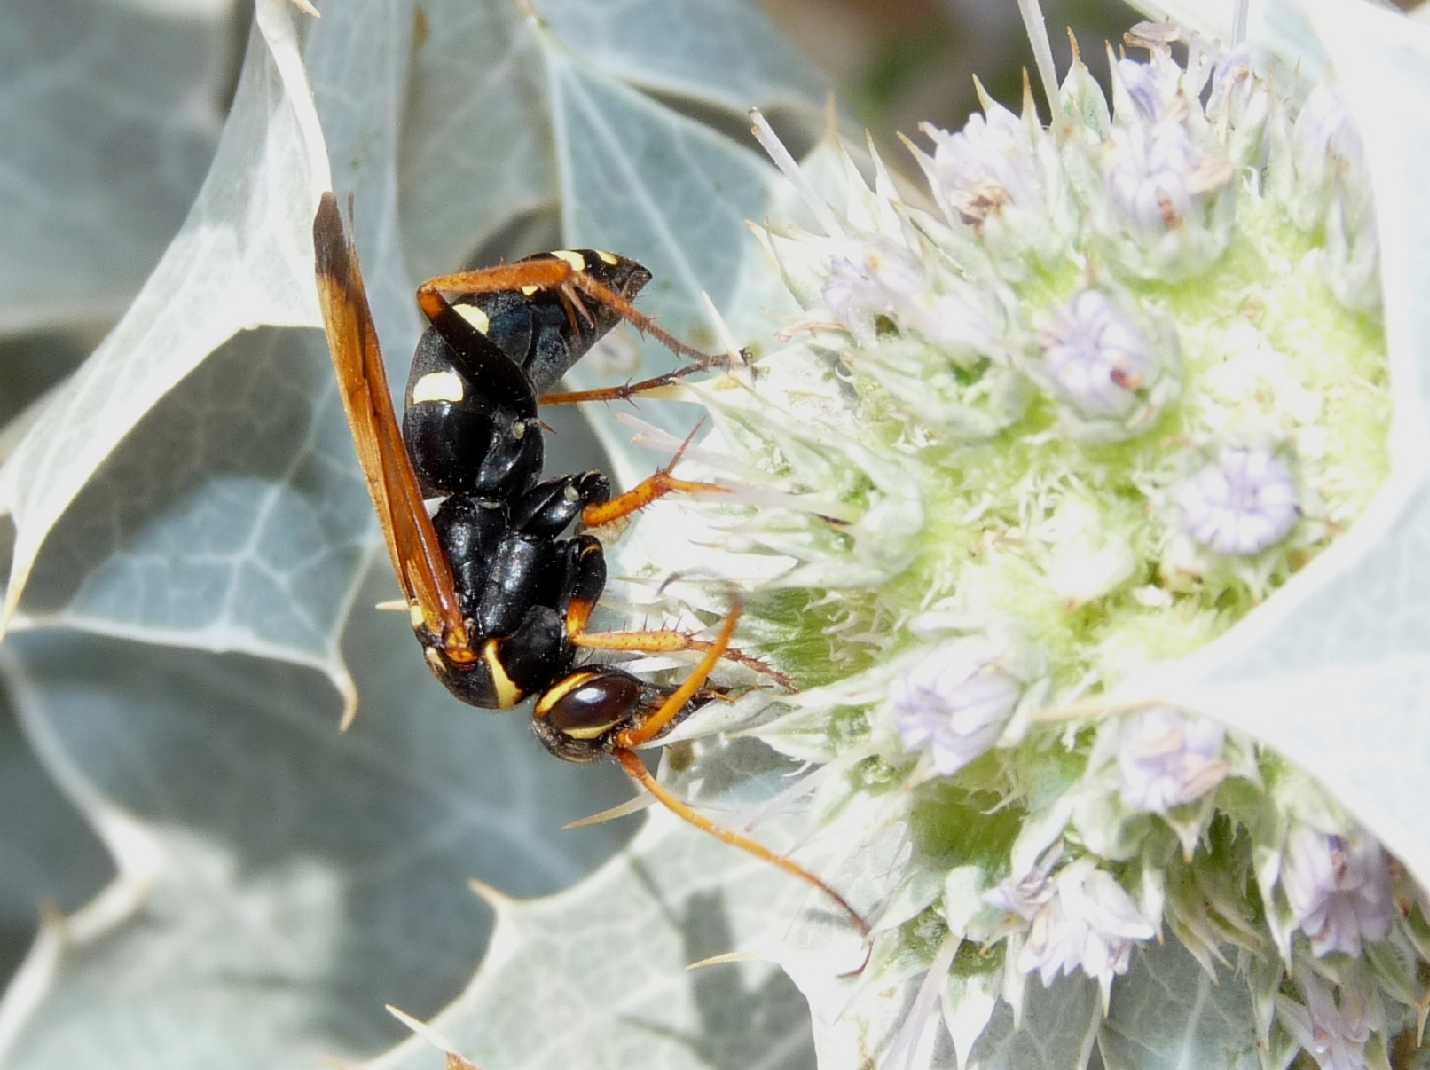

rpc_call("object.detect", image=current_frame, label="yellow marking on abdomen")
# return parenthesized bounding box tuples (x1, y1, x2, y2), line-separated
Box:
(594, 250, 619, 266)
(455, 304, 490, 334)
(552, 249, 587, 272)
(482, 640, 524, 709)
(424, 647, 445, 676)
(411, 370, 464, 404)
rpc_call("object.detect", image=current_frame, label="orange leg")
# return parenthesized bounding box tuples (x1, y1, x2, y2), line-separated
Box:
(580, 420, 729, 529)
(613, 600, 741, 748)
(539, 357, 729, 407)
(416, 261, 572, 327)
(604, 602, 867, 938)
(571, 627, 793, 691)
(610, 749, 869, 939)
(568, 271, 714, 364)
(417, 262, 715, 365)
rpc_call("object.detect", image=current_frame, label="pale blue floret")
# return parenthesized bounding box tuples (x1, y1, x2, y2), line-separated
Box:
(1115, 707, 1228, 814)
(1281, 825, 1394, 958)
(988, 856, 1156, 1006)
(1175, 445, 1301, 555)
(891, 642, 1023, 776)
(1033, 288, 1181, 441)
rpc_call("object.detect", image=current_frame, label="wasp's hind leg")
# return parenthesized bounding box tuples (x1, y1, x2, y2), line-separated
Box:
(602, 603, 869, 938)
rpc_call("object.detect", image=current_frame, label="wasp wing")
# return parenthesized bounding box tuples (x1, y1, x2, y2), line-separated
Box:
(311, 193, 472, 658)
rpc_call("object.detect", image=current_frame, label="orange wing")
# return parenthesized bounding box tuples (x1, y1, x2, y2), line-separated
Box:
(311, 193, 474, 661)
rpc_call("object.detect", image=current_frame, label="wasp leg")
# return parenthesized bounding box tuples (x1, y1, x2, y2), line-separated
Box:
(510, 471, 611, 537)
(418, 261, 573, 324)
(538, 357, 730, 408)
(605, 604, 868, 937)
(569, 627, 792, 689)
(559, 535, 606, 639)
(612, 600, 740, 747)
(579, 420, 728, 530)
(420, 261, 716, 365)
(412, 276, 539, 416)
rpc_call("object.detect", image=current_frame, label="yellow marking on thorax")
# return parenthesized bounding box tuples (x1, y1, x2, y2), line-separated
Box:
(520, 284, 540, 296)
(408, 602, 426, 630)
(533, 670, 598, 718)
(560, 719, 616, 741)
(552, 249, 587, 272)
(411, 370, 464, 404)
(482, 640, 524, 709)
(455, 303, 490, 334)
(424, 647, 445, 676)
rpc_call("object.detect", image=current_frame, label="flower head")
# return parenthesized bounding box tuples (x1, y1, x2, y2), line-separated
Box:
(619, 14, 1404, 1070)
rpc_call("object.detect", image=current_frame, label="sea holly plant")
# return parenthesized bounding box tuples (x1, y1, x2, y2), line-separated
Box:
(580, 2, 1430, 1069)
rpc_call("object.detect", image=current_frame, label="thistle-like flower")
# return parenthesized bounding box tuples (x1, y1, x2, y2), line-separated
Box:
(610, 10, 1417, 1067)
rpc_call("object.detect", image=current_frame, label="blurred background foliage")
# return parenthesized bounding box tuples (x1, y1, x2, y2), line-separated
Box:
(0, 0, 1132, 436)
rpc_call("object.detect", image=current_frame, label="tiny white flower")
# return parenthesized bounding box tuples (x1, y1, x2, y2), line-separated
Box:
(1282, 825, 1394, 958)
(996, 857, 1156, 1004)
(1034, 288, 1180, 440)
(1288, 88, 1366, 232)
(915, 95, 1072, 269)
(984, 845, 1061, 920)
(1285, 86, 1380, 311)
(821, 238, 927, 343)
(1175, 445, 1301, 555)
(891, 640, 1024, 776)
(1116, 707, 1228, 814)
(1038, 494, 1137, 603)
(1205, 46, 1277, 168)
(1085, 48, 1235, 279)
(1276, 971, 1381, 1070)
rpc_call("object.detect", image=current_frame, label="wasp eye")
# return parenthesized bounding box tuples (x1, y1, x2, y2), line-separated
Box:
(540, 671, 642, 740)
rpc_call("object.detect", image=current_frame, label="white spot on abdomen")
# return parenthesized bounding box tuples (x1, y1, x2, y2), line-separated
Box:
(411, 370, 465, 404)
(455, 304, 490, 334)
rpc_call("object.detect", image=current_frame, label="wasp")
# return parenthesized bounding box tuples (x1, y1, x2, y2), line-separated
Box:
(311, 194, 866, 938)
